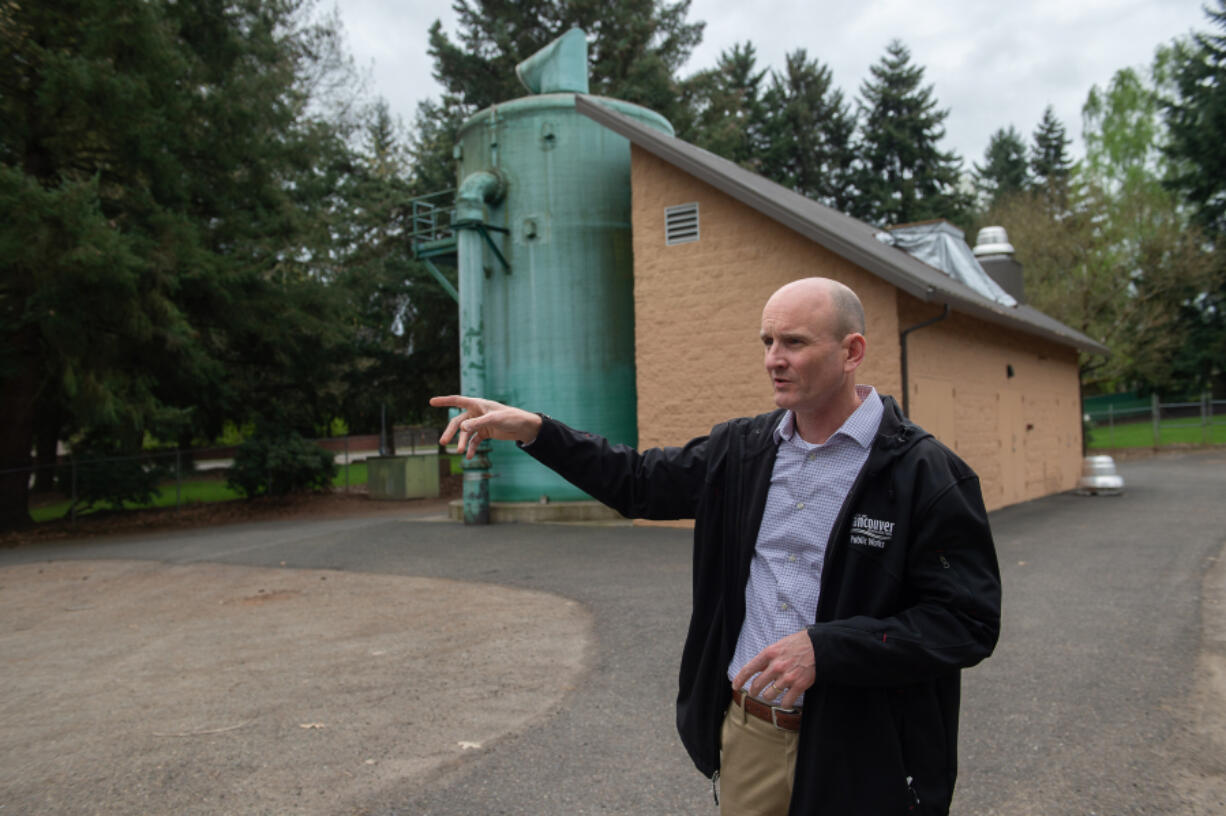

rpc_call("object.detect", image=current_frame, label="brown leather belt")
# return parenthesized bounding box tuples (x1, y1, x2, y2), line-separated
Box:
(730, 688, 803, 732)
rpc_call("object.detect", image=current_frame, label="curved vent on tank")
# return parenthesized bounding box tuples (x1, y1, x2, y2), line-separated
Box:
(516, 28, 590, 94)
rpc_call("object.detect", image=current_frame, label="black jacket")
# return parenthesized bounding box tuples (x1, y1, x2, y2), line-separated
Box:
(523, 395, 1001, 815)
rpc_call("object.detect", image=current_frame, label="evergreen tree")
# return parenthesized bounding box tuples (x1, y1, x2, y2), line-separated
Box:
(1160, 2, 1226, 393)
(333, 100, 460, 430)
(427, 0, 702, 120)
(0, 0, 365, 527)
(1, 0, 195, 526)
(759, 49, 858, 211)
(363, 100, 409, 182)
(1167, 274, 1226, 397)
(1029, 105, 1075, 193)
(1162, 0, 1226, 239)
(417, 0, 704, 194)
(851, 40, 970, 225)
(583, 0, 705, 124)
(681, 42, 769, 169)
(159, 0, 362, 433)
(974, 126, 1030, 209)
(407, 98, 466, 198)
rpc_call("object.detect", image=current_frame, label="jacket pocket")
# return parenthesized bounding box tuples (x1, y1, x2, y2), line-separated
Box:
(891, 682, 955, 815)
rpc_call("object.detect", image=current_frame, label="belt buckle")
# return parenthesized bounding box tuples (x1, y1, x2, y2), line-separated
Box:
(770, 704, 796, 730)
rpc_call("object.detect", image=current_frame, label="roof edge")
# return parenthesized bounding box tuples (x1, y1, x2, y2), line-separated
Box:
(575, 96, 1110, 357)
(576, 96, 933, 302)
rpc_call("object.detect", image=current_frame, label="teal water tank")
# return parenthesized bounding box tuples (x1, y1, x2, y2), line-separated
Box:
(455, 32, 673, 502)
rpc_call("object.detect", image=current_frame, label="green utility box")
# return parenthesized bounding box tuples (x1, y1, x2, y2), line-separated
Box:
(366, 454, 440, 500)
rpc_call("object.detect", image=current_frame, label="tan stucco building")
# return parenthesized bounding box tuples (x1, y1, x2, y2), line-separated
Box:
(578, 97, 1106, 512)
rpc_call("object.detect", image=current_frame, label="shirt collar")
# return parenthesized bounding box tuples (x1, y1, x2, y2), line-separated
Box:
(774, 385, 882, 448)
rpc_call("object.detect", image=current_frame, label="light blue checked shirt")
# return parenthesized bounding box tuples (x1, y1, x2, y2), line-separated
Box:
(727, 385, 883, 706)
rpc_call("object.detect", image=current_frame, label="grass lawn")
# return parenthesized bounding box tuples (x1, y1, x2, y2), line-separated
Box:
(30, 461, 373, 523)
(1087, 419, 1226, 449)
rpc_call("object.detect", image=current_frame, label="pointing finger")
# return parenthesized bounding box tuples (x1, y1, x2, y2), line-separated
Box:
(440, 410, 468, 445)
(465, 425, 483, 459)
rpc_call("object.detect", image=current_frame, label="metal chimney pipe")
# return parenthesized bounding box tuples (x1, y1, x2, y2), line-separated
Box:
(973, 226, 1025, 304)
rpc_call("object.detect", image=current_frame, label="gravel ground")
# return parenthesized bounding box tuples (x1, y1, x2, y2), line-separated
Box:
(0, 557, 591, 815)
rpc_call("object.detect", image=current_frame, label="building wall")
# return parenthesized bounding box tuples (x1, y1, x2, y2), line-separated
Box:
(899, 295, 1084, 511)
(629, 147, 901, 450)
(628, 146, 1084, 513)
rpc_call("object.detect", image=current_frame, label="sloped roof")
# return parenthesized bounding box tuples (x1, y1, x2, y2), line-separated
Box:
(575, 95, 1109, 356)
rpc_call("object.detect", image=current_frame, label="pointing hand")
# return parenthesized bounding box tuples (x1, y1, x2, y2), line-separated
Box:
(430, 395, 543, 459)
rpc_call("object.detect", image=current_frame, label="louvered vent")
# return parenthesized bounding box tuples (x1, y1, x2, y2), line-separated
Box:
(664, 202, 699, 245)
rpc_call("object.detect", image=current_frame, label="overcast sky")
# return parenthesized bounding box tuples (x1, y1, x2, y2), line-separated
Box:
(332, 0, 1211, 169)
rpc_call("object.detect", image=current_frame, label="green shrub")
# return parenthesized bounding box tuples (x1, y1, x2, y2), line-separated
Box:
(57, 445, 167, 515)
(226, 431, 338, 498)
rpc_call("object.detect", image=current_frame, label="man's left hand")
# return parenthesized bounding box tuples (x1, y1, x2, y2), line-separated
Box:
(732, 630, 816, 710)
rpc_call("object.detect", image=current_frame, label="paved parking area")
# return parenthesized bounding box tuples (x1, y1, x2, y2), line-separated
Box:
(2, 449, 1224, 814)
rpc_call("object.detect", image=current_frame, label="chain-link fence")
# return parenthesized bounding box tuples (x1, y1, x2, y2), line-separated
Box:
(4, 448, 230, 523)
(1085, 392, 1226, 448)
(4, 426, 443, 523)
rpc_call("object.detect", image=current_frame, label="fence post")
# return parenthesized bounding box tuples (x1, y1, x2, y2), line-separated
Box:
(379, 404, 388, 457)
(1152, 392, 1161, 449)
(1204, 390, 1211, 445)
(70, 456, 77, 524)
(344, 435, 350, 494)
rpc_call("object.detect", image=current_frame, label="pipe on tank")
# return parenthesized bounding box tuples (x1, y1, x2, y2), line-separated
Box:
(455, 168, 505, 398)
(455, 169, 505, 524)
(455, 170, 505, 222)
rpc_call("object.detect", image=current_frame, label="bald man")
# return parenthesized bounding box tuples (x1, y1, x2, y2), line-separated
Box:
(432, 278, 1000, 816)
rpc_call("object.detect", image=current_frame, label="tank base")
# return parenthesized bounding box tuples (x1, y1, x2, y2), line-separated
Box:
(447, 500, 627, 525)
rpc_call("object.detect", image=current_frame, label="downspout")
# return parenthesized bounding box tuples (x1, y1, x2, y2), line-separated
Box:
(455, 169, 506, 524)
(899, 303, 950, 418)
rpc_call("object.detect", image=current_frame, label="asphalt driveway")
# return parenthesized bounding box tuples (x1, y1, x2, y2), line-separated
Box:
(2, 449, 1224, 815)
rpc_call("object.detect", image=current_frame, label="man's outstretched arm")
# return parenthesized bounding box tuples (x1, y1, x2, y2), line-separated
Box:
(429, 393, 709, 521)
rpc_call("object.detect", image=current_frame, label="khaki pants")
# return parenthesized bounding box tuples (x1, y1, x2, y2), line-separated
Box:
(719, 695, 800, 815)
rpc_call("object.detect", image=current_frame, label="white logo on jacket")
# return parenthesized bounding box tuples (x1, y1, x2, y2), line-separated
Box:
(850, 513, 895, 549)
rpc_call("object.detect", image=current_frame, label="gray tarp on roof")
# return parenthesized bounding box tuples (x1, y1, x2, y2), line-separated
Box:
(574, 95, 1108, 356)
(882, 221, 1018, 308)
